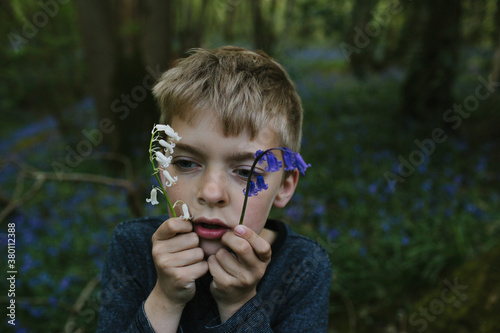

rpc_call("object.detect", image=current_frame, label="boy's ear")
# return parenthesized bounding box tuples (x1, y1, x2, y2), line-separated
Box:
(273, 169, 299, 208)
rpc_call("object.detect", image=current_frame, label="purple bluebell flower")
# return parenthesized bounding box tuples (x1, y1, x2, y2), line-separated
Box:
(257, 150, 283, 172)
(295, 153, 311, 176)
(240, 146, 311, 224)
(256, 174, 268, 192)
(243, 179, 258, 197)
(282, 148, 297, 171)
(328, 228, 340, 240)
(281, 148, 311, 175)
(244, 174, 269, 197)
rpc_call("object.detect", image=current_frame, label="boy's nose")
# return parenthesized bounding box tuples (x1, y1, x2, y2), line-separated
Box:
(197, 171, 229, 207)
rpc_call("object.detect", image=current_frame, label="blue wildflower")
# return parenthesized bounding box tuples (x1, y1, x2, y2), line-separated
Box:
(313, 202, 326, 216)
(285, 205, 304, 223)
(421, 179, 432, 192)
(58, 276, 72, 292)
(280, 147, 311, 175)
(328, 228, 340, 240)
(368, 183, 377, 194)
(281, 148, 296, 171)
(295, 153, 311, 176)
(349, 229, 362, 238)
(256, 174, 268, 192)
(244, 174, 269, 197)
(243, 179, 258, 197)
(48, 296, 58, 307)
(476, 156, 488, 173)
(338, 197, 348, 208)
(240, 146, 311, 224)
(257, 150, 283, 172)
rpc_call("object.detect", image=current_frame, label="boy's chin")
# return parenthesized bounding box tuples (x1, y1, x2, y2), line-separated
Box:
(199, 239, 223, 258)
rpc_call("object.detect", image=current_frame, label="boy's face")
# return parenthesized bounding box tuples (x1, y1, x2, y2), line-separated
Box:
(163, 111, 295, 257)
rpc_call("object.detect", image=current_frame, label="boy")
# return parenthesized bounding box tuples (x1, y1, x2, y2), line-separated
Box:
(97, 46, 332, 332)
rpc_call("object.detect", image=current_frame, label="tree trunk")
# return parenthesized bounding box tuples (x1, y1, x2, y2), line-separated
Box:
(76, 0, 171, 163)
(179, 0, 207, 52)
(394, 1, 425, 61)
(400, 0, 462, 128)
(223, 0, 236, 43)
(492, 0, 500, 83)
(283, 0, 296, 38)
(142, 0, 174, 71)
(251, 0, 274, 54)
(346, 0, 380, 77)
(75, 0, 118, 148)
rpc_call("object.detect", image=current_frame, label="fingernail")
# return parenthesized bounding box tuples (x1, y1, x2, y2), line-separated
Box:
(235, 225, 245, 236)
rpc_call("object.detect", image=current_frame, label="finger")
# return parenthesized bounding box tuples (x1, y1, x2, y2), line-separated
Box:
(159, 247, 205, 268)
(230, 225, 272, 263)
(153, 218, 193, 241)
(207, 254, 235, 286)
(161, 232, 199, 253)
(213, 247, 241, 278)
(183, 260, 209, 280)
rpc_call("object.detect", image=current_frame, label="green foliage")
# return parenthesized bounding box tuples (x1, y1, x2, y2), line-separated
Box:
(2, 0, 500, 331)
(270, 55, 500, 331)
(0, 0, 83, 114)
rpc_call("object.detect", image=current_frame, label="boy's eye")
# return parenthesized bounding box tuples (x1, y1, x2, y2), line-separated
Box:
(235, 169, 252, 178)
(235, 168, 263, 180)
(172, 159, 199, 171)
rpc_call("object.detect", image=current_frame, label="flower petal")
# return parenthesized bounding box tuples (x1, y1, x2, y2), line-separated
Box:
(155, 124, 182, 141)
(158, 139, 175, 154)
(243, 180, 259, 197)
(255, 174, 268, 192)
(155, 151, 172, 167)
(265, 151, 282, 172)
(146, 188, 159, 205)
(295, 153, 311, 175)
(163, 170, 178, 187)
(180, 203, 192, 220)
(282, 148, 297, 171)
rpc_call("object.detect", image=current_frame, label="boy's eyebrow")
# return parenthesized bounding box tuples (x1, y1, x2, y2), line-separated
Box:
(227, 151, 257, 163)
(174, 143, 204, 157)
(174, 143, 256, 163)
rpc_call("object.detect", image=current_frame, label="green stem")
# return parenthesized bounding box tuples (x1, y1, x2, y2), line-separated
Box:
(239, 148, 284, 225)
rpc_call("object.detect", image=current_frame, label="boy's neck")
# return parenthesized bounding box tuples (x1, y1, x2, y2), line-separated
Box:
(260, 228, 278, 245)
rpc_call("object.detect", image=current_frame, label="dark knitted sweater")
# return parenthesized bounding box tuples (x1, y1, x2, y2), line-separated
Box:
(97, 216, 332, 332)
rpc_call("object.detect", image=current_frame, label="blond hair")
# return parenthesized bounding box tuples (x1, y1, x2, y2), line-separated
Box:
(152, 46, 303, 152)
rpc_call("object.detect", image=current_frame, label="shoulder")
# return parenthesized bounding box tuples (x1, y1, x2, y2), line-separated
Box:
(259, 221, 332, 311)
(268, 220, 332, 276)
(285, 225, 331, 270)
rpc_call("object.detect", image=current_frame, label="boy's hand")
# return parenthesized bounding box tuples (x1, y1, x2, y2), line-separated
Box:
(207, 225, 272, 322)
(150, 218, 208, 307)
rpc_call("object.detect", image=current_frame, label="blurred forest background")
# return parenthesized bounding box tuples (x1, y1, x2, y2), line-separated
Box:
(1, 0, 500, 332)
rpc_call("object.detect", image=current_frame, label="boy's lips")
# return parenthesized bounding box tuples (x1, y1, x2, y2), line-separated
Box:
(193, 217, 230, 240)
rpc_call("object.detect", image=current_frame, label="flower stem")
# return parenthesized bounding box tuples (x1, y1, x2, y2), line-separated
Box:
(239, 148, 284, 225)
